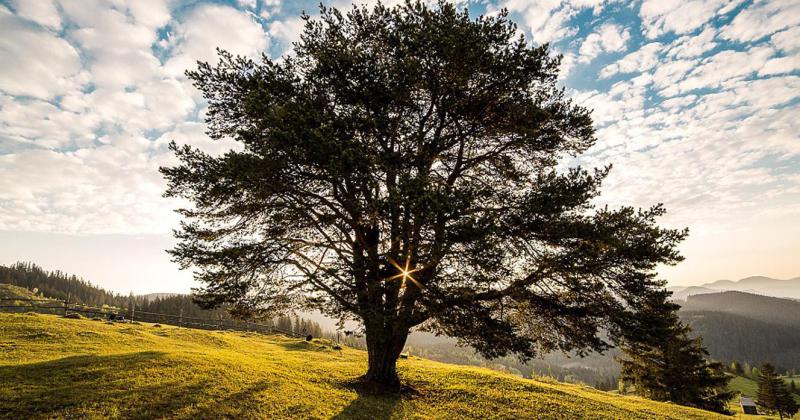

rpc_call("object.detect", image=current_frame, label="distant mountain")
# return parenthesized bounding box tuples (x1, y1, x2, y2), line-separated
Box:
(683, 291, 800, 326)
(699, 276, 800, 300)
(668, 286, 718, 301)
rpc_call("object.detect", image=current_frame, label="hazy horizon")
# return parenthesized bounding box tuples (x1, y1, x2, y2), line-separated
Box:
(1, 0, 798, 294)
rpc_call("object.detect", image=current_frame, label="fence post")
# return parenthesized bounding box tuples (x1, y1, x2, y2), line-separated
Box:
(131, 302, 135, 322)
(64, 294, 69, 317)
(179, 308, 183, 328)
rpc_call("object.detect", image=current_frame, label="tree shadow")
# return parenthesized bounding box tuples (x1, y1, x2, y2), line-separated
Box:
(0, 351, 207, 418)
(273, 339, 334, 353)
(330, 378, 413, 420)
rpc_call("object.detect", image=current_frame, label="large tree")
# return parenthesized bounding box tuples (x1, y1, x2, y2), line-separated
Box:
(618, 292, 732, 414)
(162, 1, 686, 388)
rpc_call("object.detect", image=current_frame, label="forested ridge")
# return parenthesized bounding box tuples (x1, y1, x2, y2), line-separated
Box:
(0, 262, 323, 336)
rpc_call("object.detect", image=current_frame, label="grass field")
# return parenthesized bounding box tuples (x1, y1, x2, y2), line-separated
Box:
(0, 312, 755, 419)
(0, 283, 40, 301)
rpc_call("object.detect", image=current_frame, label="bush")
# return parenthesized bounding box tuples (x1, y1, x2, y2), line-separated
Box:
(153, 324, 162, 328)
(64, 313, 83, 319)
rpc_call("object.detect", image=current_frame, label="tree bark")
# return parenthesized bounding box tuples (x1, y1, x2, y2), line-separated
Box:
(364, 324, 409, 389)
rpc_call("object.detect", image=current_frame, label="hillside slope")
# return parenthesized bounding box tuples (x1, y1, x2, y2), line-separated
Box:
(683, 291, 800, 326)
(0, 313, 725, 419)
(0, 283, 39, 301)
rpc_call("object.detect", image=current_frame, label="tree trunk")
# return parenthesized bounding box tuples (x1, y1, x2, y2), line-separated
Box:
(364, 325, 409, 389)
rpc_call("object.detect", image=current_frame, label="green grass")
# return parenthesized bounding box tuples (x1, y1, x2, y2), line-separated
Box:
(725, 374, 800, 419)
(0, 284, 39, 300)
(0, 313, 733, 419)
(730, 375, 760, 398)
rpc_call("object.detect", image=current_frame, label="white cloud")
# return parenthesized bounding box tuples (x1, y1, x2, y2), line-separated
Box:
(494, 0, 617, 45)
(164, 4, 269, 76)
(720, 0, 800, 42)
(559, 52, 577, 79)
(259, 0, 283, 19)
(578, 23, 630, 63)
(771, 26, 800, 53)
(61, 0, 171, 88)
(10, 0, 61, 29)
(268, 17, 305, 56)
(0, 142, 178, 234)
(600, 42, 663, 78)
(0, 7, 87, 99)
(662, 46, 775, 95)
(0, 94, 100, 150)
(640, 0, 742, 38)
(666, 25, 718, 58)
(237, 0, 258, 9)
(759, 56, 800, 76)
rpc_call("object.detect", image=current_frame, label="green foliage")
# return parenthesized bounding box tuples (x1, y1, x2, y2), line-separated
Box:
(618, 293, 733, 414)
(0, 313, 726, 419)
(162, 0, 686, 386)
(757, 363, 800, 419)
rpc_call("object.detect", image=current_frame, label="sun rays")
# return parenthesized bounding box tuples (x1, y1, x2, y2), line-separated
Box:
(386, 256, 425, 289)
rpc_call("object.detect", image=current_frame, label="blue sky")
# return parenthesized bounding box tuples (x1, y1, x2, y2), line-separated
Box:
(0, 0, 798, 293)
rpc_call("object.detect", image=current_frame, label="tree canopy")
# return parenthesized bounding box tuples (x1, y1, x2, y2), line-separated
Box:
(162, 1, 686, 387)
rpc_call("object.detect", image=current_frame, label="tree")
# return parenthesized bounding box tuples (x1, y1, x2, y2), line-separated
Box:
(162, 1, 687, 388)
(731, 360, 743, 375)
(757, 363, 799, 420)
(618, 292, 733, 414)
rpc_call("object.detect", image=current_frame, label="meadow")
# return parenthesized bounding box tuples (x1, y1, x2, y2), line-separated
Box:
(0, 312, 733, 419)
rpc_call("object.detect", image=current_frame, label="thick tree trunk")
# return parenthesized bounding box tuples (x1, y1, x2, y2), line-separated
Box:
(364, 325, 409, 389)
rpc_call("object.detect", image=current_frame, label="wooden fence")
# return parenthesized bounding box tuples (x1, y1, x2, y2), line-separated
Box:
(0, 297, 303, 338)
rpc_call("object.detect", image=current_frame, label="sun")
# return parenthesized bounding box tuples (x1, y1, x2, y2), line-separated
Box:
(386, 256, 424, 289)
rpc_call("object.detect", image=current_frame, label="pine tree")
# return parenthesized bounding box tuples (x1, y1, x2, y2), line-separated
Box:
(731, 360, 743, 375)
(618, 292, 732, 414)
(757, 363, 799, 420)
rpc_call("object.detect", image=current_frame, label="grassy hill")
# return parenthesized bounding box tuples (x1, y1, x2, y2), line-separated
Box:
(728, 374, 800, 403)
(0, 283, 39, 301)
(0, 313, 728, 419)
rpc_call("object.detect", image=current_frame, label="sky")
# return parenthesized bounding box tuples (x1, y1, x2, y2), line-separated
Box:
(0, 0, 798, 294)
